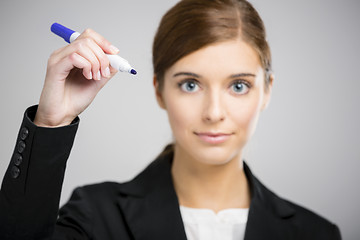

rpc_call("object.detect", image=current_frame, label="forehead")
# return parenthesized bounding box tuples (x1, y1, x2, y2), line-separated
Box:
(165, 40, 262, 78)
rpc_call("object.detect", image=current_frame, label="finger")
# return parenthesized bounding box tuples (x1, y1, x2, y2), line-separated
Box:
(56, 52, 93, 80)
(48, 40, 99, 80)
(76, 30, 116, 79)
(72, 53, 93, 80)
(56, 37, 111, 80)
(81, 38, 111, 79)
(72, 39, 102, 80)
(49, 30, 117, 80)
(78, 28, 119, 55)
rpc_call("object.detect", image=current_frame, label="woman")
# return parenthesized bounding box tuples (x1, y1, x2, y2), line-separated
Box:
(0, 0, 341, 239)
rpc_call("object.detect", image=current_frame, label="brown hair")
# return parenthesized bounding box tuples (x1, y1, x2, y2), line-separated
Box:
(153, 0, 272, 91)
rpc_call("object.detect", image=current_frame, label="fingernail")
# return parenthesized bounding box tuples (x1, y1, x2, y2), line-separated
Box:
(89, 71, 93, 79)
(97, 71, 101, 80)
(110, 45, 119, 53)
(105, 67, 110, 77)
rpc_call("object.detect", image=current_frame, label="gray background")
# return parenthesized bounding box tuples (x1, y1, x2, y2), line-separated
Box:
(0, 0, 359, 239)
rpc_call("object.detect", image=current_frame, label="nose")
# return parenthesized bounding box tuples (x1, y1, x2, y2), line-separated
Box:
(202, 90, 225, 123)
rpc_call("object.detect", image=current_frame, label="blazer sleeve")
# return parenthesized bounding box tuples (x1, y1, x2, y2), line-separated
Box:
(0, 105, 79, 240)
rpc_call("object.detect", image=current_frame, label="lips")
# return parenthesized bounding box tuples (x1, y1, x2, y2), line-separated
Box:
(194, 132, 233, 144)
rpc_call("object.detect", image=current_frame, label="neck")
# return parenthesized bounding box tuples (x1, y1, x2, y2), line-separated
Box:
(171, 145, 251, 213)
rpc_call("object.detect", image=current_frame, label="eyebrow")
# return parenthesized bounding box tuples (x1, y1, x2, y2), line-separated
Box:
(230, 73, 256, 78)
(173, 72, 256, 78)
(173, 72, 201, 78)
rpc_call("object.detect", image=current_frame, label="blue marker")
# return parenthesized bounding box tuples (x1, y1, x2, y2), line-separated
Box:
(51, 23, 137, 75)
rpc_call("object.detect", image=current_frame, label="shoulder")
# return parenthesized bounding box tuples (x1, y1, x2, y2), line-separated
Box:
(244, 162, 341, 239)
(59, 181, 127, 223)
(72, 181, 123, 201)
(283, 199, 341, 239)
(67, 155, 172, 204)
(254, 174, 341, 239)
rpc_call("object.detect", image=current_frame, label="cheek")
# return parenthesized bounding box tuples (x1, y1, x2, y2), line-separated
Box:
(164, 95, 199, 137)
(228, 92, 263, 133)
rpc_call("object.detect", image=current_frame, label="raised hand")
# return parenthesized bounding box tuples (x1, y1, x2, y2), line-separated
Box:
(34, 29, 120, 127)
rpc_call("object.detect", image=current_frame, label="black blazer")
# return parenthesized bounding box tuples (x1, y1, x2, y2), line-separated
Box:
(0, 106, 341, 240)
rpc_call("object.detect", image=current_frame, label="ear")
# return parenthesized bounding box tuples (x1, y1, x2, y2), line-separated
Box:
(261, 73, 274, 111)
(153, 75, 166, 109)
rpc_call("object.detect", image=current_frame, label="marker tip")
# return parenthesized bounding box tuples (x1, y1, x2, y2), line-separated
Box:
(130, 69, 137, 75)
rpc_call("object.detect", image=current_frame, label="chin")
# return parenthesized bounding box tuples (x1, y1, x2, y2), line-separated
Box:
(189, 146, 241, 166)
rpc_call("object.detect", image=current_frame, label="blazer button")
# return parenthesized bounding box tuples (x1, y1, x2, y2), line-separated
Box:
(13, 153, 23, 166)
(20, 127, 29, 140)
(17, 141, 26, 154)
(11, 166, 20, 179)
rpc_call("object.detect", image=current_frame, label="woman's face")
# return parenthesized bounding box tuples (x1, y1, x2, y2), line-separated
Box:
(155, 40, 272, 165)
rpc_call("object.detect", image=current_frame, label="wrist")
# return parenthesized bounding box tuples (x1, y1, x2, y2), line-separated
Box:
(34, 112, 74, 128)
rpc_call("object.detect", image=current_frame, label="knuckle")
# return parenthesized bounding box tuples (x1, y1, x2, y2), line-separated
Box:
(68, 52, 78, 61)
(73, 41, 83, 50)
(75, 38, 92, 49)
(83, 28, 94, 35)
(83, 37, 92, 44)
(74, 40, 87, 51)
(69, 52, 77, 59)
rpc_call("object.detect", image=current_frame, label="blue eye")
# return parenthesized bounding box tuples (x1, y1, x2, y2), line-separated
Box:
(179, 80, 199, 93)
(231, 81, 249, 94)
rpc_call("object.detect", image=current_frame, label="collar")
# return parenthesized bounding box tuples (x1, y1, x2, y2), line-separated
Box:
(116, 148, 297, 239)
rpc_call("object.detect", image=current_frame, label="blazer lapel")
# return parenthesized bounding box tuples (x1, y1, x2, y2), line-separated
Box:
(116, 152, 187, 240)
(116, 151, 298, 240)
(243, 162, 298, 240)
(244, 199, 297, 240)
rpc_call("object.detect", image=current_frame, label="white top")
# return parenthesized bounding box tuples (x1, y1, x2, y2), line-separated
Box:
(179, 206, 249, 240)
